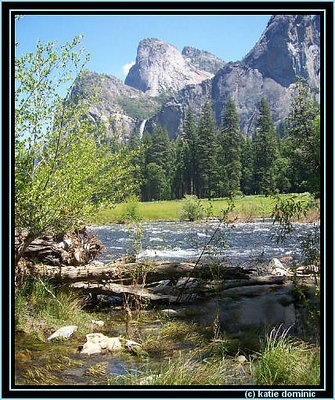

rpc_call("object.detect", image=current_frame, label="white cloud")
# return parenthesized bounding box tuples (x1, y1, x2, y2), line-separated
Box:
(122, 61, 135, 76)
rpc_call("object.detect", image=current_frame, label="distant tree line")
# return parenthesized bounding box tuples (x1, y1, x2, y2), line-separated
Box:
(127, 79, 320, 202)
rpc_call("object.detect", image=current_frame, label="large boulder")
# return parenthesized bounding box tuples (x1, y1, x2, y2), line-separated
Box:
(187, 283, 296, 337)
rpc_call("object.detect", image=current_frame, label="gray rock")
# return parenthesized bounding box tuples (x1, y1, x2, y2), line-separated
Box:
(187, 282, 297, 338)
(243, 15, 320, 88)
(125, 38, 213, 96)
(47, 325, 77, 341)
(91, 320, 104, 327)
(161, 308, 179, 317)
(182, 46, 226, 74)
(161, 308, 191, 318)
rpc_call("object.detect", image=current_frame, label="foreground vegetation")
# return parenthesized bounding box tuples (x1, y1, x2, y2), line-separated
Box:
(89, 193, 319, 224)
(15, 278, 320, 386)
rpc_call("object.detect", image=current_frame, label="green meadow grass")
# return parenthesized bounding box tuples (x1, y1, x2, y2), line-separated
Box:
(89, 193, 317, 225)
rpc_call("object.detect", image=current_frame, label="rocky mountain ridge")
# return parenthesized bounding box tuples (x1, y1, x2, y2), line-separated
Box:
(72, 14, 320, 140)
(242, 14, 320, 88)
(147, 14, 320, 137)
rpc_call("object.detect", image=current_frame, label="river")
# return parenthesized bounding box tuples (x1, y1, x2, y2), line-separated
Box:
(88, 220, 319, 264)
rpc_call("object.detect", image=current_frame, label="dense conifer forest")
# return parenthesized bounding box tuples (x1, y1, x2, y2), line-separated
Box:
(126, 80, 320, 202)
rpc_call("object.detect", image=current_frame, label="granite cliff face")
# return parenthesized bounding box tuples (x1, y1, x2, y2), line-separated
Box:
(71, 71, 141, 141)
(181, 46, 226, 74)
(147, 14, 320, 138)
(71, 70, 167, 141)
(243, 14, 320, 88)
(125, 38, 214, 96)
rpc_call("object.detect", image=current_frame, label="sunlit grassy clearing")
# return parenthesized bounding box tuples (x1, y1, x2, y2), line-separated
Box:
(89, 193, 317, 224)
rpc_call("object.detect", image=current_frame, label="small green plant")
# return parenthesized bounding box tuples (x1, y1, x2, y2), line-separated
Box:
(179, 195, 205, 221)
(118, 195, 142, 223)
(271, 194, 320, 338)
(300, 224, 320, 269)
(119, 222, 157, 338)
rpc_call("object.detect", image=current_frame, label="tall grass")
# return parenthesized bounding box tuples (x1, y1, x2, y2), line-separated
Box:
(15, 277, 102, 340)
(252, 327, 320, 385)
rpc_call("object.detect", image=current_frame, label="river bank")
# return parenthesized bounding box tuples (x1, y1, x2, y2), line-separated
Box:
(15, 265, 320, 386)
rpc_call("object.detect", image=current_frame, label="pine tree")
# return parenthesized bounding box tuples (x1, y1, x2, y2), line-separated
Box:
(286, 79, 320, 196)
(219, 98, 243, 196)
(140, 126, 175, 201)
(183, 107, 198, 195)
(241, 136, 254, 195)
(140, 132, 153, 201)
(253, 98, 279, 195)
(126, 130, 145, 198)
(145, 162, 170, 201)
(197, 99, 219, 200)
(147, 125, 174, 175)
(173, 137, 189, 199)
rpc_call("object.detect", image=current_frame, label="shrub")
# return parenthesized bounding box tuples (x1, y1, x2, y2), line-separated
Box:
(179, 195, 205, 221)
(119, 195, 142, 223)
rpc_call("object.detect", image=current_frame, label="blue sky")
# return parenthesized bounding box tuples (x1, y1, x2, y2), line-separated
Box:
(15, 14, 271, 81)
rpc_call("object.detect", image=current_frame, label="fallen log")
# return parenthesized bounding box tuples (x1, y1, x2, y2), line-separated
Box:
(69, 281, 184, 304)
(33, 260, 255, 285)
(33, 260, 197, 284)
(205, 275, 288, 293)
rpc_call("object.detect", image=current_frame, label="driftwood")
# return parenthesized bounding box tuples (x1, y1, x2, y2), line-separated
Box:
(33, 260, 255, 285)
(210, 275, 288, 292)
(34, 260, 196, 284)
(66, 274, 287, 304)
(31, 258, 286, 304)
(70, 281, 181, 304)
(15, 229, 103, 266)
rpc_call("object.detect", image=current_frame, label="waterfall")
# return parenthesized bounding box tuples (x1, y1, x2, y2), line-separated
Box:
(139, 119, 147, 138)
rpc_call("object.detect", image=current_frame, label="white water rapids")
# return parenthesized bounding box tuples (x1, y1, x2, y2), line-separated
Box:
(88, 220, 319, 264)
